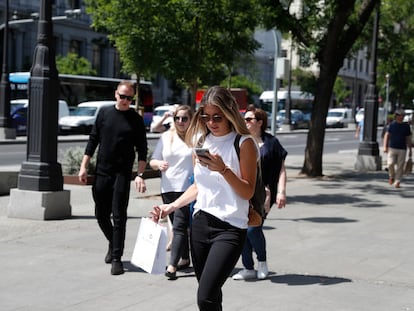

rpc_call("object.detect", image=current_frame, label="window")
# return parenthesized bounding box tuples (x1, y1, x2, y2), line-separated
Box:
(69, 39, 82, 55)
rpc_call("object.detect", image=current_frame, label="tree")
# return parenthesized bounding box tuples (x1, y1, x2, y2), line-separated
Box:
(377, 0, 414, 109)
(84, 0, 261, 110)
(333, 77, 352, 107)
(261, 0, 380, 177)
(56, 53, 97, 76)
(219, 75, 262, 105)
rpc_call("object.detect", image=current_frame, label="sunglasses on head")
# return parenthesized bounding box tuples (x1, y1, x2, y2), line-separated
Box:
(244, 117, 256, 123)
(118, 94, 134, 101)
(174, 116, 189, 122)
(200, 114, 224, 123)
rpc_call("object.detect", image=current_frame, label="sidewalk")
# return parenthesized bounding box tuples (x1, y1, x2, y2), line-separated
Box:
(1, 152, 414, 310)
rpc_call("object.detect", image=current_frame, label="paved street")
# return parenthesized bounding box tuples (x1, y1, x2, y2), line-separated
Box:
(1, 152, 414, 310)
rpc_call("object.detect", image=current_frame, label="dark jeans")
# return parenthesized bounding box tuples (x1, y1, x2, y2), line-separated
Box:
(92, 173, 131, 260)
(161, 192, 190, 265)
(241, 224, 266, 270)
(191, 210, 246, 311)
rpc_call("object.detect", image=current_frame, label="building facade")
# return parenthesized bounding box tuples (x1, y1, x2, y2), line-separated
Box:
(254, 29, 371, 113)
(0, 0, 169, 105)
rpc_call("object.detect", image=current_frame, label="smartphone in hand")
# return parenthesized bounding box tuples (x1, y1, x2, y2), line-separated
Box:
(194, 148, 210, 159)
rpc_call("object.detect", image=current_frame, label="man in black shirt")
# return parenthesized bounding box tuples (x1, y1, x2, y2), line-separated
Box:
(79, 81, 148, 275)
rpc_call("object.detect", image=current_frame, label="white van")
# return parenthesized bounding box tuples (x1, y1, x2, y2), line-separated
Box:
(10, 99, 70, 120)
(59, 101, 137, 134)
(59, 101, 116, 134)
(326, 108, 353, 128)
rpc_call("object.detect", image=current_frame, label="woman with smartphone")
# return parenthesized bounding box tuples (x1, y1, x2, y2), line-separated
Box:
(151, 86, 258, 311)
(149, 105, 194, 279)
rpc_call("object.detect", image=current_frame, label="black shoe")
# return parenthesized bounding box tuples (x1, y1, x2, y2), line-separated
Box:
(111, 259, 124, 275)
(165, 270, 177, 280)
(177, 259, 190, 270)
(105, 246, 112, 264)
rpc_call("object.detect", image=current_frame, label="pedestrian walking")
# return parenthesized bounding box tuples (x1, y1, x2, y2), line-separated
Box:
(78, 81, 148, 275)
(149, 105, 193, 280)
(151, 86, 258, 310)
(232, 107, 287, 281)
(383, 109, 412, 188)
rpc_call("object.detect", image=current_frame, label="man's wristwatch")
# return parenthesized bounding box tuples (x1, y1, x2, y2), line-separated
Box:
(137, 173, 144, 179)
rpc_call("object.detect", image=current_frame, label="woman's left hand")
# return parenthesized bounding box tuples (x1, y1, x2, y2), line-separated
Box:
(276, 193, 286, 209)
(197, 152, 226, 173)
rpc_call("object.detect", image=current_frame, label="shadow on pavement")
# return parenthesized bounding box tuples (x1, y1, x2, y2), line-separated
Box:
(270, 273, 352, 286)
(292, 217, 357, 223)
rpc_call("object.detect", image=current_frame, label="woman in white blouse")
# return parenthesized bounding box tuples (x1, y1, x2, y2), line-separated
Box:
(150, 105, 193, 279)
(152, 86, 258, 310)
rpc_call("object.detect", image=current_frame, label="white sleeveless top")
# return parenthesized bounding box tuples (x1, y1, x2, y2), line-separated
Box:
(193, 131, 254, 229)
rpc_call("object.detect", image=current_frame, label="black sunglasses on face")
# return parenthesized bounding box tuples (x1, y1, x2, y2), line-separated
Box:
(244, 117, 256, 122)
(200, 114, 224, 123)
(118, 94, 134, 101)
(174, 116, 189, 122)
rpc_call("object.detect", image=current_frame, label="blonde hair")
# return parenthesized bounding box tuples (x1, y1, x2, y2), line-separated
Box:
(170, 105, 193, 143)
(185, 86, 250, 147)
(117, 80, 135, 93)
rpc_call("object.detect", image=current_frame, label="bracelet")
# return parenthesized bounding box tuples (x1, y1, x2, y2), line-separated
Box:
(277, 190, 286, 195)
(137, 173, 145, 179)
(220, 165, 230, 175)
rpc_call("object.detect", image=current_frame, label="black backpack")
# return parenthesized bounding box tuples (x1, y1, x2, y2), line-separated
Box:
(234, 134, 266, 218)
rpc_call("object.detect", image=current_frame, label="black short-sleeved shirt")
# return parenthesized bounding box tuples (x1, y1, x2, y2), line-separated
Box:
(260, 132, 288, 205)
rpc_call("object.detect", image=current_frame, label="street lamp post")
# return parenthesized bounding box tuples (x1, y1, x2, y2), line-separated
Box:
(0, 0, 16, 139)
(355, 2, 381, 171)
(271, 29, 281, 136)
(385, 74, 390, 114)
(283, 33, 293, 131)
(8, 0, 70, 220)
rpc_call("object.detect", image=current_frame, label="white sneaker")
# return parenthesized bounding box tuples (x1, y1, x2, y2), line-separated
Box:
(257, 261, 268, 279)
(232, 269, 256, 280)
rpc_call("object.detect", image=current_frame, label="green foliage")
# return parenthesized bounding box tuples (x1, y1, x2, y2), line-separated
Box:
(259, 0, 380, 176)
(377, 0, 414, 109)
(56, 53, 97, 76)
(290, 68, 317, 95)
(60, 147, 96, 175)
(333, 77, 351, 105)
(84, 0, 261, 108)
(220, 75, 263, 104)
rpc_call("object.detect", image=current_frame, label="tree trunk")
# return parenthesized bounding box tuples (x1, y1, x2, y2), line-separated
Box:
(301, 53, 344, 176)
(189, 79, 198, 112)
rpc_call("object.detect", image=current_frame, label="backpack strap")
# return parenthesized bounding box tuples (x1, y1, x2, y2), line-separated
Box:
(234, 134, 242, 160)
(234, 133, 263, 181)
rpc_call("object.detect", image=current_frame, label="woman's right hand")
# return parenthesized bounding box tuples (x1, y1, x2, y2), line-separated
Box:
(150, 204, 174, 222)
(158, 160, 169, 171)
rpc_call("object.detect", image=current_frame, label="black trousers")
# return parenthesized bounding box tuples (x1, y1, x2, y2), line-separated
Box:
(92, 173, 131, 260)
(191, 210, 246, 311)
(161, 192, 191, 266)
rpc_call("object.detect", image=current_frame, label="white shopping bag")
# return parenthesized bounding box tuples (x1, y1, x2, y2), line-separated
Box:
(131, 217, 167, 274)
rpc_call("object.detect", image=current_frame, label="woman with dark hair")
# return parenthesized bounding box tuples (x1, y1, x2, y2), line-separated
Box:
(233, 107, 287, 280)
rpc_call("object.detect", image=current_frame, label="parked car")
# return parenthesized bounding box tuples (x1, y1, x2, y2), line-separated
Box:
(276, 109, 309, 130)
(59, 101, 116, 135)
(326, 108, 353, 128)
(149, 104, 178, 133)
(10, 106, 28, 136)
(403, 109, 413, 123)
(9, 99, 70, 135)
